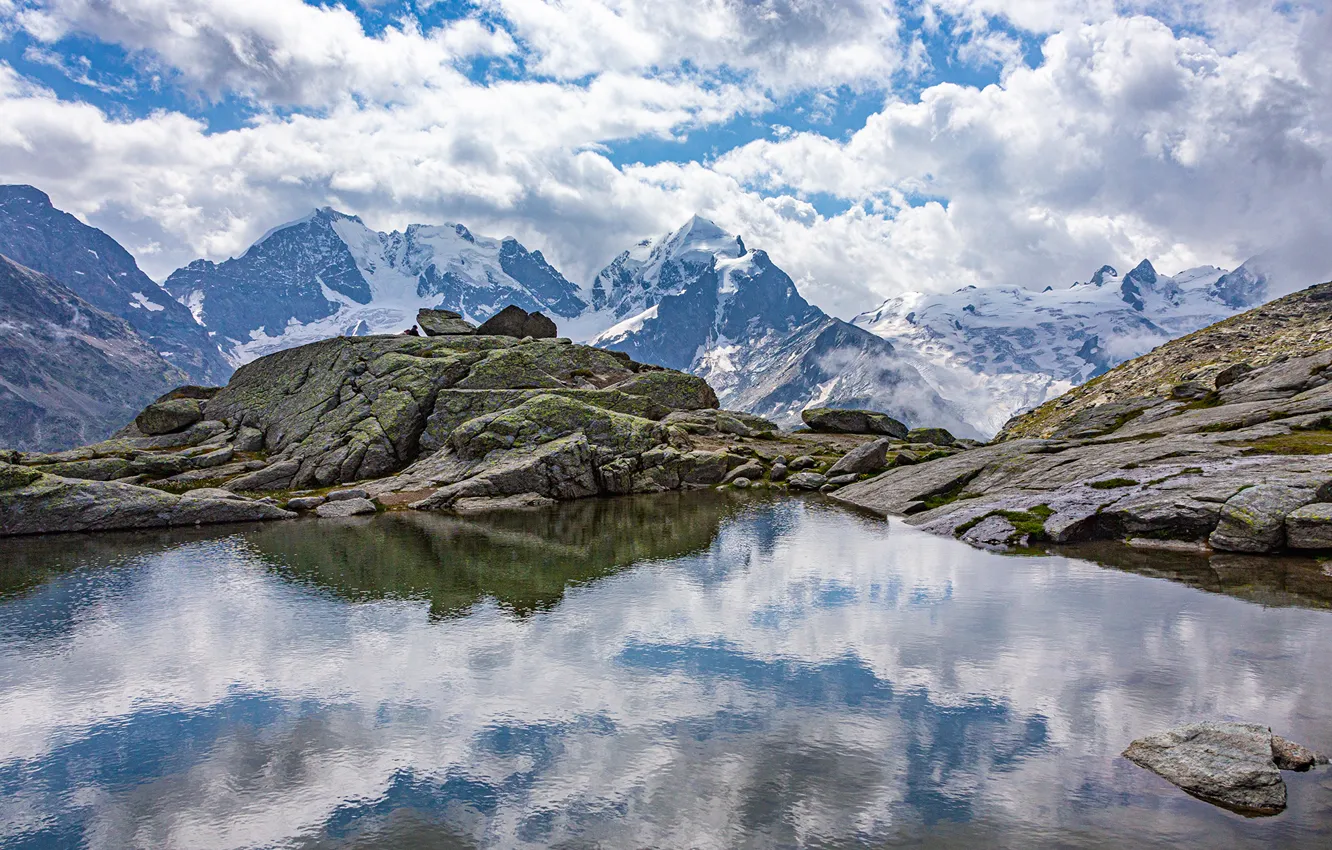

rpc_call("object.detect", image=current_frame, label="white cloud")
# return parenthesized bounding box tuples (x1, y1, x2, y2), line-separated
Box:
(0, 1, 1329, 321)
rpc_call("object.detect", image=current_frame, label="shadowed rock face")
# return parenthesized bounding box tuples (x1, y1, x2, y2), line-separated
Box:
(834, 282, 1332, 555)
(0, 255, 186, 452)
(0, 185, 231, 385)
(475, 305, 557, 339)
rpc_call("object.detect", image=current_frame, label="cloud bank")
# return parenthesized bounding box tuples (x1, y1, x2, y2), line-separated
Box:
(0, 0, 1328, 317)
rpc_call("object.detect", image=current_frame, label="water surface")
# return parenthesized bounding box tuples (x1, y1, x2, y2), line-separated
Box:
(2, 492, 1331, 848)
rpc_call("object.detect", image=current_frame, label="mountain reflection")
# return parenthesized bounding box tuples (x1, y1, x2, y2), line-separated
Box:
(246, 491, 759, 617)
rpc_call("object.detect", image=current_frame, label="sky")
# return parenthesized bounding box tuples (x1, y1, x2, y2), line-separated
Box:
(0, 0, 1329, 319)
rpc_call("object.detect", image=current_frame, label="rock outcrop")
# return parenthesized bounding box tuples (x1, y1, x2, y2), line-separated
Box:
(1123, 722, 1325, 815)
(474, 304, 557, 339)
(834, 282, 1332, 554)
(416, 309, 476, 336)
(3, 323, 974, 535)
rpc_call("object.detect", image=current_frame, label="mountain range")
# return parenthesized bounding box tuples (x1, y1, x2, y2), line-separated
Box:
(853, 259, 1269, 435)
(0, 183, 1273, 449)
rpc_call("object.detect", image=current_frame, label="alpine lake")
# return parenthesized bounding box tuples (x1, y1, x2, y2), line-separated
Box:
(2, 491, 1331, 849)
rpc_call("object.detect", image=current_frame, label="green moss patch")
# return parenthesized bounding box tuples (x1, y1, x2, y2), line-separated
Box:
(1088, 477, 1139, 490)
(955, 504, 1055, 540)
(1228, 432, 1332, 456)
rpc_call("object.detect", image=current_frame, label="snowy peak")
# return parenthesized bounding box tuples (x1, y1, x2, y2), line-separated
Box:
(164, 209, 586, 364)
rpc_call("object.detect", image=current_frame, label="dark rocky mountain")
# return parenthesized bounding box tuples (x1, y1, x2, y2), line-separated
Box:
(588, 217, 977, 437)
(162, 209, 587, 363)
(0, 185, 231, 384)
(0, 254, 185, 451)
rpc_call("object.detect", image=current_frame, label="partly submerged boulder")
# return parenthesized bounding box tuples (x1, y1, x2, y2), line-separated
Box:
(1123, 722, 1323, 815)
(801, 407, 908, 438)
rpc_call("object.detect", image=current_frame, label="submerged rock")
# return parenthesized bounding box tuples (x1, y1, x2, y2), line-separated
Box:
(1122, 722, 1323, 815)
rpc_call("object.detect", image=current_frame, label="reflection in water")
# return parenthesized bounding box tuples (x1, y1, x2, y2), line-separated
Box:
(1, 497, 1330, 849)
(250, 491, 759, 617)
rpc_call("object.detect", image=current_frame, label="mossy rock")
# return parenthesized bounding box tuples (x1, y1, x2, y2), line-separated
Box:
(135, 398, 204, 435)
(611, 370, 719, 411)
(449, 394, 666, 460)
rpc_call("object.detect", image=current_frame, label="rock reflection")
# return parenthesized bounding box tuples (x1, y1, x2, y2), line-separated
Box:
(246, 491, 761, 617)
(1057, 542, 1332, 610)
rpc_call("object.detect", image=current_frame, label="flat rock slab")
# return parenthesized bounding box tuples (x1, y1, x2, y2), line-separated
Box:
(417, 309, 476, 336)
(314, 497, 378, 518)
(1123, 722, 1312, 815)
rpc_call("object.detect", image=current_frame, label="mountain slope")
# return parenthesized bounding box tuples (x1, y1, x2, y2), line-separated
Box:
(0, 254, 186, 451)
(0, 185, 231, 385)
(163, 209, 586, 363)
(588, 218, 975, 436)
(853, 260, 1267, 436)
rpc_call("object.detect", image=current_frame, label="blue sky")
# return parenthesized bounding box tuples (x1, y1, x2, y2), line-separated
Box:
(0, 0, 1328, 316)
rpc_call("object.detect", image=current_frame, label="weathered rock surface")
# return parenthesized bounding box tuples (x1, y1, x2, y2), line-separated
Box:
(834, 282, 1332, 555)
(0, 461, 293, 535)
(1286, 503, 1332, 549)
(314, 497, 377, 518)
(801, 407, 908, 438)
(416, 309, 476, 336)
(1123, 722, 1323, 815)
(475, 305, 557, 339)
(134, 398, 205, 435)
(788, 472, 828, 491)
(827, 438, 893, 475)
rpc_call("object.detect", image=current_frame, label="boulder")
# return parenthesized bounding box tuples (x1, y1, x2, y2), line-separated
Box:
(326, 487, 370, 502)
(769, 463, 788, 482)
(417, 309, 476, 336)
(827, 438, 893, 476)
(789, 455, 818, 471)
(723, 460, 765, 484)
(1285, 502, 1332, 549)
(788, 472, 828, 491)
(961, 515, 1018, 547)
(906, 427, 956, 446)
(614, 371, 719, 411)
(475, 305, 557, 339)
(801, 407, 908, 438)
(315, 497, 377, 518)
(1272, 735, 1322, 771)
(234, 426, 265, 453)
(731, 477, 752, 489)
(285, 496, 326, 511)
(1214, 363, 1253, 388)
(135, 398, 204, 436)
(1209, 484, 1315, 553)
(1123, 722, 1288, 815)
(827, 473, 859, 487)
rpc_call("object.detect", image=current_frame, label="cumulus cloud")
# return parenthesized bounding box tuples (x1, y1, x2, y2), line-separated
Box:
(0, 0, 1328, 320)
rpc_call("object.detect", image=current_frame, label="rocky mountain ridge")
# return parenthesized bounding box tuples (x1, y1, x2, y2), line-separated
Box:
(0, 255, 186, 452)
(0, 185, 231, 385)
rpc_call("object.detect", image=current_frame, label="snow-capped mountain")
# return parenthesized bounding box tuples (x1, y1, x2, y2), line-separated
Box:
(0, 185, 231, 385)
(852, 259, 1269, 436)
(163, 208, 586, 364)
(586, 217, 977, 436)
